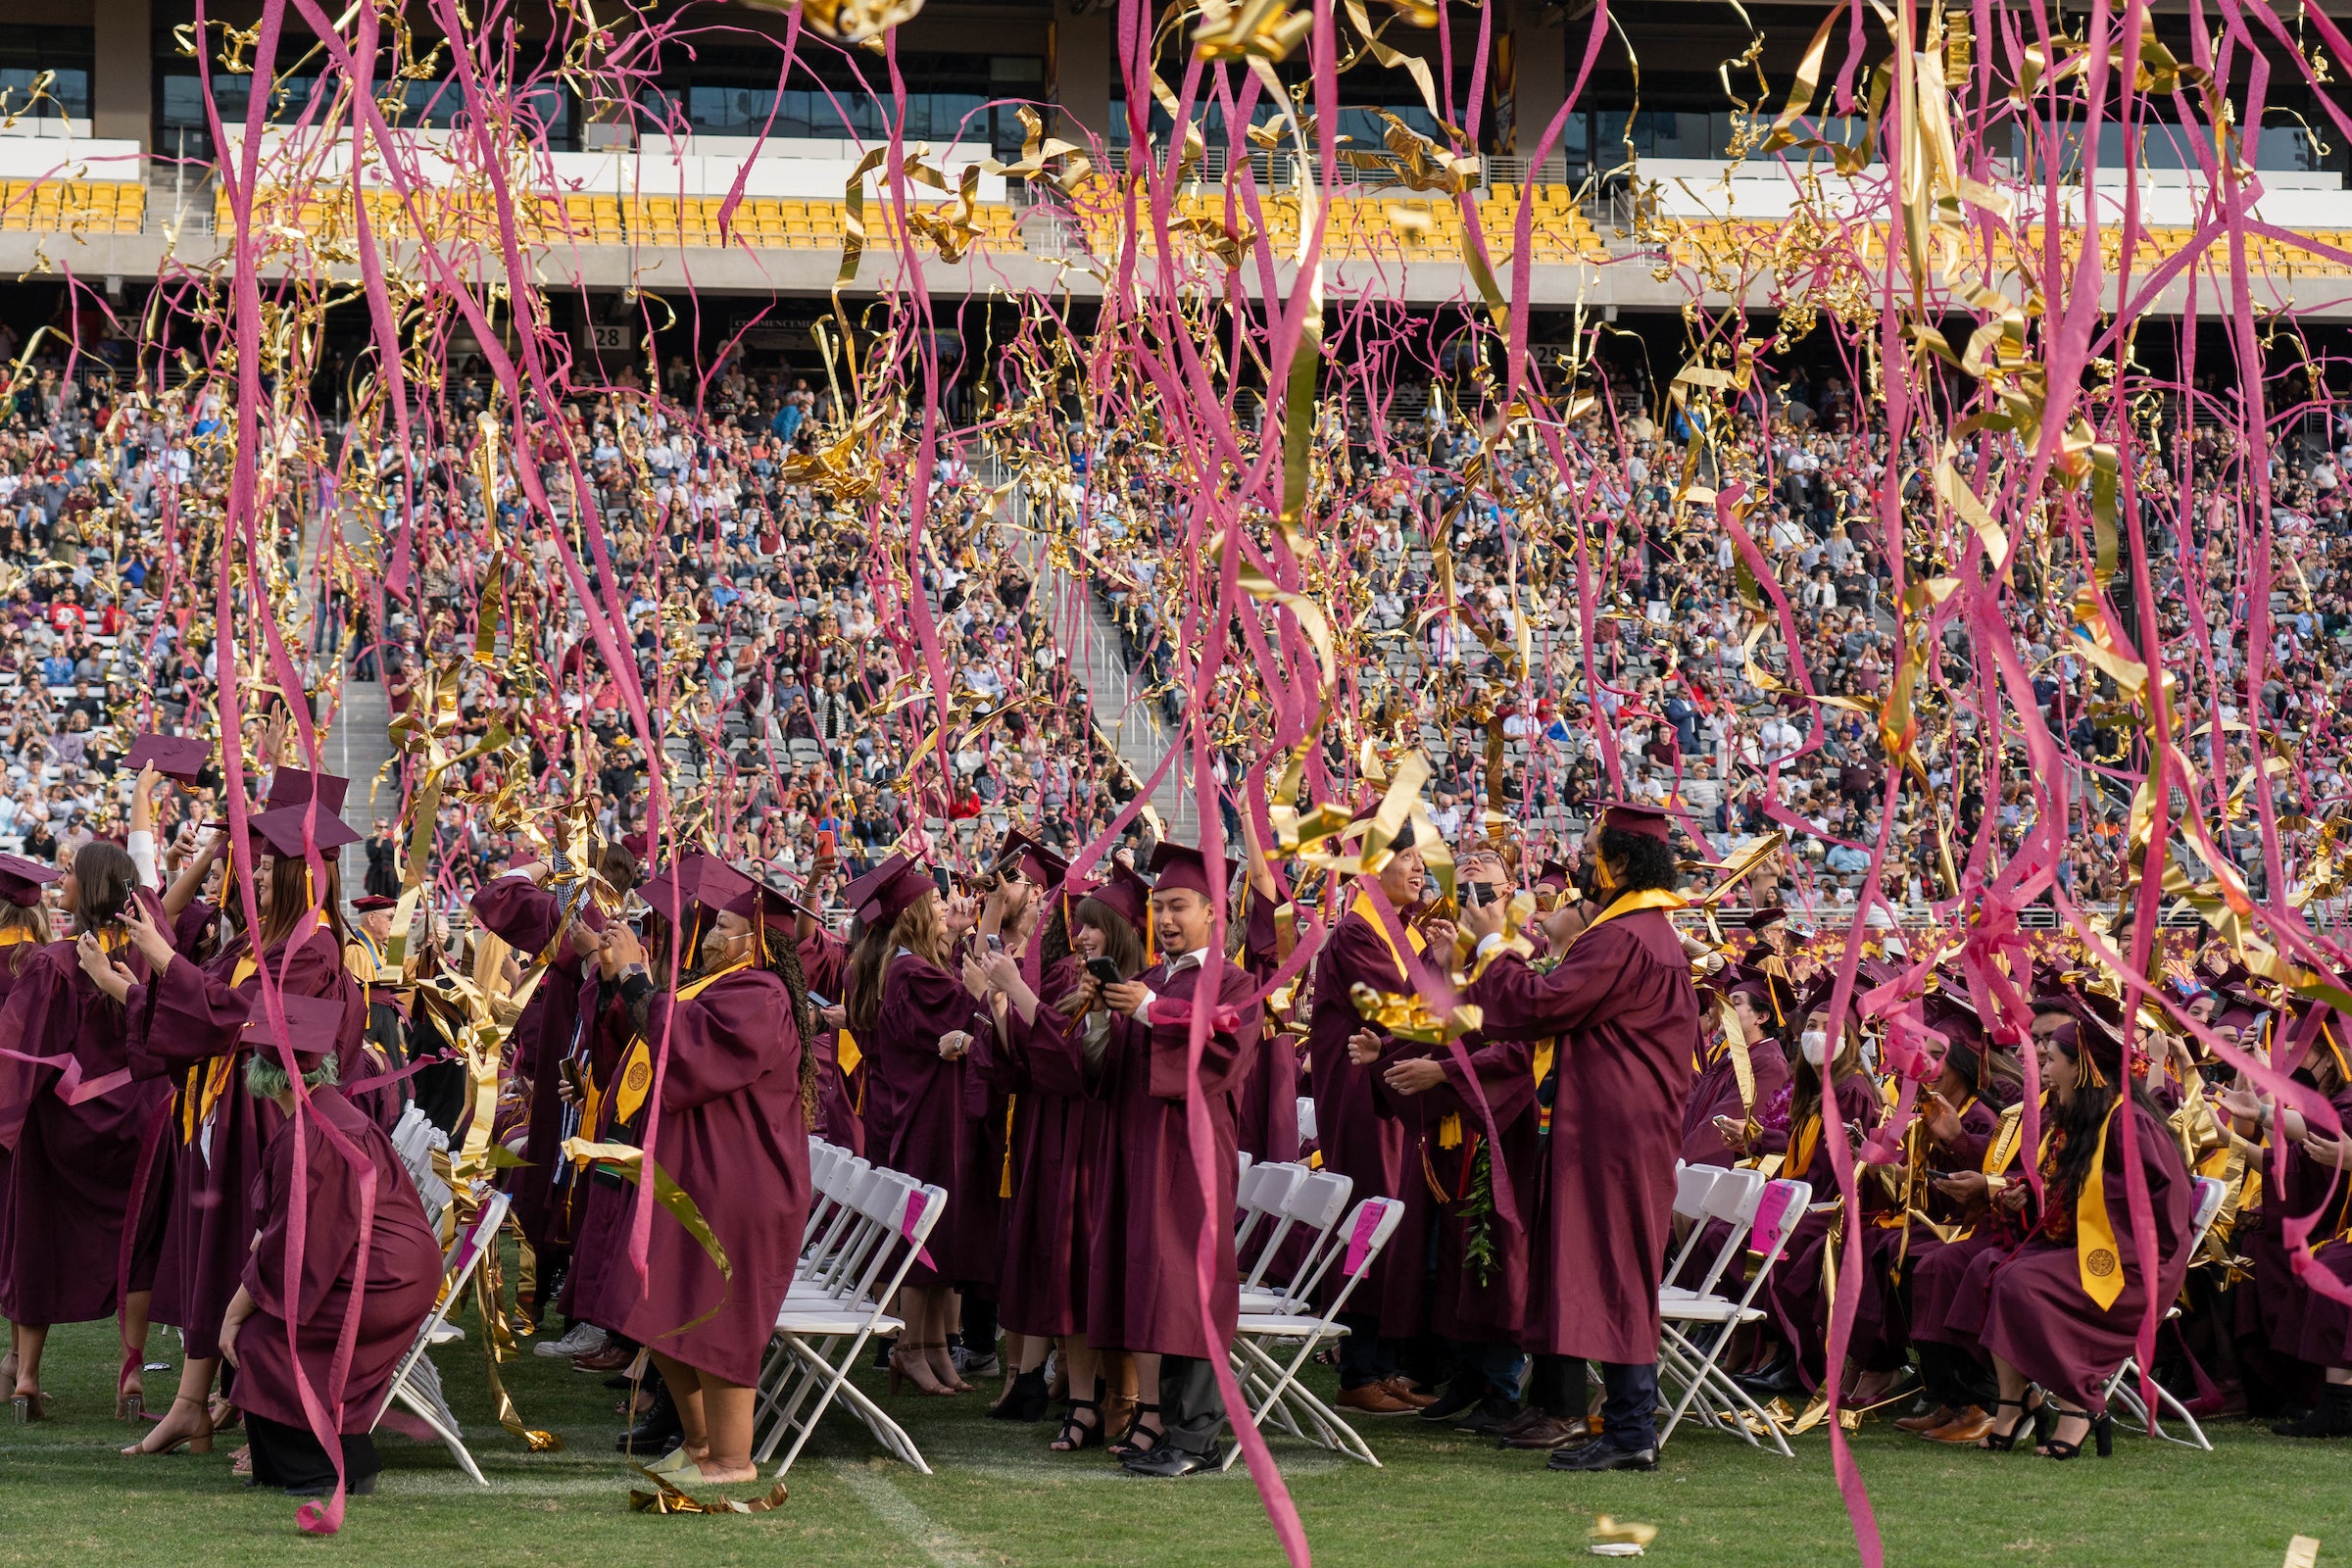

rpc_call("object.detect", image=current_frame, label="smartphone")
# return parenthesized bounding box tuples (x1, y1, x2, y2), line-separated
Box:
(984, 932, 1004, 954)
(807, 991, 832, 1010)
(932, 866, 953, 897)
(1460, 879, 1494, 907)
(814, 828, 836, 860)
(1086, 956, 1123, 986)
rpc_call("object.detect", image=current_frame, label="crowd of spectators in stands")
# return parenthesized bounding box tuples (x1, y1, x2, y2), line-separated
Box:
(4, 309, 2350, 924)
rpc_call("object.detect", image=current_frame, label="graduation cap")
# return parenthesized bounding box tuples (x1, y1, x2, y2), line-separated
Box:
(840, 853, 912, 916)
(250, 799, 362, 855)
(721, 878, 805, 932)
(124, 732, 210, 787)
(264, 766, 351, 815)
(239, 992, 346, 1072)
(1074, 862, 1152, 931)
(696, 858, 758, 915)
(855, 857, 938, 928)
(249, 765, 361, 855)
(1533, 858, 1573, 894)
(994, 828, 1070, 890)
(1148, 841, 1230, 899)
(351, 894, 400, 913)
(0, 853, 58, 906)
(1745, 906, 1789, 934)
(1727, 963, 1797, 1029)
(1598, 801, 1674, 843)
(1921, 986, 1984, 1045)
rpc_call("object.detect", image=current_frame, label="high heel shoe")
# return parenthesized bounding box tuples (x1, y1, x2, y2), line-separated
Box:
(2040, 1408, 2114, 1460)
(116, 1351, 145, 1422)
(1977, 1396, 2039, 1452)
(888, 1342, 954, 1397)
(988, 1365, 1052, 1422)
(1108, 1401, 1164, 1461)
(1051, 1379, 1105, 1452)
(121, 1395, 214, 1456)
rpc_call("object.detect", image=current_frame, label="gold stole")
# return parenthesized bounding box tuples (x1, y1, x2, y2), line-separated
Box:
(610, 958, 753, 1128)
(2076, 1101, 2126, 1309)
(1788, 1113, 1823, 1181)
(182, 941, 258, 1145)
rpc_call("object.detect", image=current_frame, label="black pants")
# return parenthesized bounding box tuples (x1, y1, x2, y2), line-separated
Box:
(247, 1414, 380, 1492)
(958, 1293, 999, 1357)
(1533, 1354, 1659, 1452)
(1158, 1355, 1227, 1457)
(1337, 1311, 1398, 1391)
(1448, 1337, 1527, 1400)
(1917, 1342, 1995, 1410)
(1595, 1360, 1659, 1452)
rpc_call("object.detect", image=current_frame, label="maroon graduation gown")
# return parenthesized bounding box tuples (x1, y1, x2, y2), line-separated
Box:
(1980, 1098, 2196, 1409)
(468, 875, 599, 1263)
(562, 986, 638, 1331)
(1077, 953, 1261, 1359)
(128, 922, 368, 1358)
(976, 957, 1107, 1338)
(1308, 907, 1429, 1338)
(860, 950, 992, 1288)
(1463, 905, 1699, 1364)
(1387, 1034, 1541, 1345)
(1233, 895, 1299, 1164)
(1680, 1035, 1792, 1167)
(612, 966, 809, 1386)
(2247, 1078, 2352, 1364)
(798, 928, 862, 1153)
(1760, 1072, 1886, 1377)
(1849, 1092, 2000, 1371)
(0, 939, 172, 1323)
(232, 1085, 441, 1432)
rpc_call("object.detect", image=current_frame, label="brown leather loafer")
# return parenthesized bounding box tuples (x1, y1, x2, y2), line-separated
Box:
(572, 1342, 634, 1373)
(1895, 1404, 1957, 1434)
(1336, 1383, 1418, 1416)
(1499, 1414, 1592, 1450)
(1380, 1377, 1440, 1409)
(1927, 1405, 1995, 1445)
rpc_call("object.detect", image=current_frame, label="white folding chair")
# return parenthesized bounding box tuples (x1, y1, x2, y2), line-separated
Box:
(369, 1189, 512, 1485)
(1233, 1160, 1306, 1280)
(753, 1172, 946, 1476)
(797, 1156, 875, 1282)
(1224, 1195, 1405, 1468)
(2096, 1175, 2229, 1450)
(1662, 1165, 1765, 1303)
(1658, 1160, 1723, 1294)
(1239, 1168, 1353, 1315)
(1656, 1176, 1812, 1457)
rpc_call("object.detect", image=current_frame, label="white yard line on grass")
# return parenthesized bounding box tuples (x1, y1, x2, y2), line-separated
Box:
(830, 1460, 989, 1568)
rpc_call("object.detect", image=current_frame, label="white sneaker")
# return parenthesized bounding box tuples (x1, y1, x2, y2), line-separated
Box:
(534, 1323, 607, 1359)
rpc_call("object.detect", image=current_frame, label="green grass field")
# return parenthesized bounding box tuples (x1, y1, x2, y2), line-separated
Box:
(0, 1313, 2342, 1568)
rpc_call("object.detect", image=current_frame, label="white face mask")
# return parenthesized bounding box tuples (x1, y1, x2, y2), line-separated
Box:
(1800, 1029, 1830, 1066)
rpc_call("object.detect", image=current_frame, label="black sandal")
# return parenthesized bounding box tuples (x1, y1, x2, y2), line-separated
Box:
(1978, 1396, 2039, 1452)
(2040, 1408, 2113, 1460)
(1108, 1401, 1164, 1460)
(1051, 1381, 1105, 1452)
